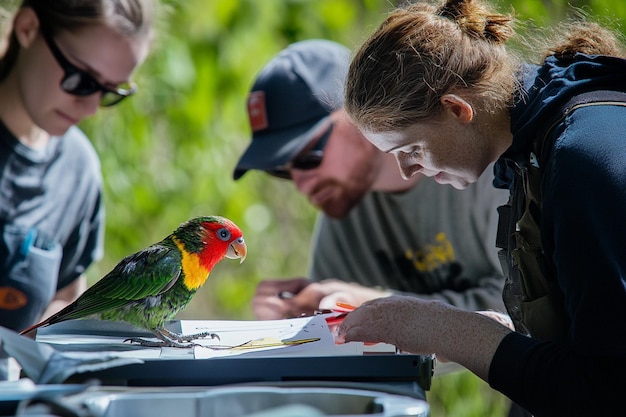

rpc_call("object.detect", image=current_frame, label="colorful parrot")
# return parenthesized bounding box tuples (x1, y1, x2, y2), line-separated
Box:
(20, 216, 247, 348)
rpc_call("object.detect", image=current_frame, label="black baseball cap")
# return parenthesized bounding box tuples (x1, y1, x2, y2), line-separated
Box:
(233, 39, 350, 180)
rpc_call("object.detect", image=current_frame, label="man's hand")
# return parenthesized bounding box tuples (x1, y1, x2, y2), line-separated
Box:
(252, 278, 391, 320)
(252, 277, 312, 319)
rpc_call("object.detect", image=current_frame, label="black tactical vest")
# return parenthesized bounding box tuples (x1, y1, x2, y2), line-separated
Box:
(496, 90, 626, 342)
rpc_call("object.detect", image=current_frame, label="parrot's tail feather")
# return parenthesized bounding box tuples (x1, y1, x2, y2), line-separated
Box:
(19, 320, 49, 336)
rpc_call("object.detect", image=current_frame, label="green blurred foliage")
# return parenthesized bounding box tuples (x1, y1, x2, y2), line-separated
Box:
(73, 0, 625, 416)
(81, 0, 397, 322)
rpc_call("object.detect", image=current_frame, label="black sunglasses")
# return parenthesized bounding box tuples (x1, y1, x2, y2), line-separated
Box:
(40, 27, 137, 107)
(268, 122, 333, 180)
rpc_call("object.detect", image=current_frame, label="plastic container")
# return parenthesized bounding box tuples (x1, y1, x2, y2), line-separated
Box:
(81, 385, 430, 417)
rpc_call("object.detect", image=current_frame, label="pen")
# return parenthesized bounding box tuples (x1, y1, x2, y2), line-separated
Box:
(18, 228, 37, 261)
(277, 291, 295, 299)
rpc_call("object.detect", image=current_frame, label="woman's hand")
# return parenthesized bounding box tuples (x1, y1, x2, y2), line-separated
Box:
(336, 295, 436, 354)
(337, 295, 513, 380)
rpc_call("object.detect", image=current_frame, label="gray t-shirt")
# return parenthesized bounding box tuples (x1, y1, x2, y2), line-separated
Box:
(309, 168, 509, 312)
(0, 121, 104, 331)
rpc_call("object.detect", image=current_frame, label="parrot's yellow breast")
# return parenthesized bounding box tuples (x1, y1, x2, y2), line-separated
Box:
(173, 238, 211, 290)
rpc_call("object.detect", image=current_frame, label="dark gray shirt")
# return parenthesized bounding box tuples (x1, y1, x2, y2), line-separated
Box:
(309, 168, 509, 312)
(0, 121, 104, 331)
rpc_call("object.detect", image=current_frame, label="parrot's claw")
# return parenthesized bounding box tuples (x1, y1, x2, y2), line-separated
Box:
(123, 328, 221, 348)
(171, 331, 220, 343)
(123, 337, 201, 348)
(160, 327, 220, 343)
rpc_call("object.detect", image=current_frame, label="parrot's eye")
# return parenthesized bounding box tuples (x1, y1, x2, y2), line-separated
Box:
(217, 228, 231, 242)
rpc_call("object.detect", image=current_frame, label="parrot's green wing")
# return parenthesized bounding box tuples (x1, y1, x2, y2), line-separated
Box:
(56, 242, 183, 320)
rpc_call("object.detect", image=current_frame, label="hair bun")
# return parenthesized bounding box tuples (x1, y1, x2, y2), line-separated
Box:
(438, 0, 513, 44)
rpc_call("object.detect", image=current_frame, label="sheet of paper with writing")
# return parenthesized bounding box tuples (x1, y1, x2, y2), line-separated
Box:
(181, 315, 327, 358)
(180, 314, 396, 358)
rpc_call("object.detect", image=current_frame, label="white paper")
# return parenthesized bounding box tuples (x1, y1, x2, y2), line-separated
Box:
(180, 314, 396, 359)
(33, 316, 396, 359)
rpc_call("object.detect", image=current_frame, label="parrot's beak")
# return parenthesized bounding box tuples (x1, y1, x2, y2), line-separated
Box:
(226, 237, 247, 263)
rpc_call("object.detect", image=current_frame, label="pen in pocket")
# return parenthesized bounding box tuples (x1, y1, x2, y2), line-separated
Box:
(18, 228, 37, 261)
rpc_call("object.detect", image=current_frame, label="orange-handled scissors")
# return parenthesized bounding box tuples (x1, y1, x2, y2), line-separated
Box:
(324, 302, 355, 325)
(325, 303, 378, 346)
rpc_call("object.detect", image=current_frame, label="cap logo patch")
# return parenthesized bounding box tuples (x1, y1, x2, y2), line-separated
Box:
(248, 91, 268, 132)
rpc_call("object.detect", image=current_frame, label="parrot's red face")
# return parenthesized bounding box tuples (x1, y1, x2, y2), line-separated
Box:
(198, 217, 247, 265)
(174, 216, 247, 290)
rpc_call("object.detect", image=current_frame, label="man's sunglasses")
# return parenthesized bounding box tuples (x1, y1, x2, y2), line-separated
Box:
(40, 27, 137, 107)
(268, 122, 333, 180)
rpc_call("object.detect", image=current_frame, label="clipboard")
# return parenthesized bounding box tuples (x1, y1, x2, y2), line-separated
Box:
(35, 317, 434, 392)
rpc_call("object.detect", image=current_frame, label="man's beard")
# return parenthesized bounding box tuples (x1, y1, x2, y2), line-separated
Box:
(314, 180, 368, 219)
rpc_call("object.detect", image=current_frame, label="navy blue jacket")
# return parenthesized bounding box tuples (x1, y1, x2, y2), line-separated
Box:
(490, 54, 626, 416)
